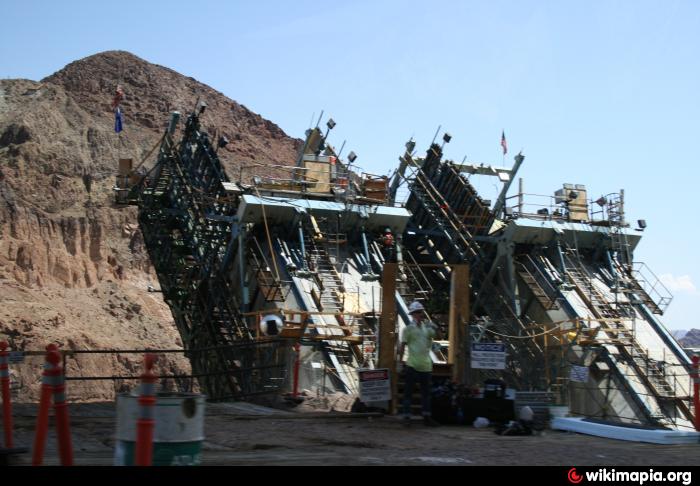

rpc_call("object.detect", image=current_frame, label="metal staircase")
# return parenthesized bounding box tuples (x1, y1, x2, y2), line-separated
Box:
(561, 252, 691, 425)
(304, 233, 345, 313)
(132, 111, 286, 400)
(604, 194, 672, 317)
(516, 255, 560, 311)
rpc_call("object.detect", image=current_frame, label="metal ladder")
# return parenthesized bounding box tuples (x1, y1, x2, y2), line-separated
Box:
(304, 233, 345, 313)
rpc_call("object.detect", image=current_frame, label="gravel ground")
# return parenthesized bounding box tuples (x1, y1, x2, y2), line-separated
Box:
(5, 401, 700, 466)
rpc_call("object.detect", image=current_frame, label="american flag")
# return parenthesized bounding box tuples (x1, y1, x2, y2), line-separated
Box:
(501, 130, 507, 155)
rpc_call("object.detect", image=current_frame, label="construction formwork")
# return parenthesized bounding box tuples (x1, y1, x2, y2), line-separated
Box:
(388, 134, 692, 429)
(116, 110, 694, 430)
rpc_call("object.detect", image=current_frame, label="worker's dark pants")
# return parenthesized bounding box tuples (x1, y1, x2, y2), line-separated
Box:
(402, 366, 432, 417)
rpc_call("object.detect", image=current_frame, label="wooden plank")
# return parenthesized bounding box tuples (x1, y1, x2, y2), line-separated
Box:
(303, 161, 331, 192)
(118, 158, 133, 176)
(379, 263, 398, 413)
(449, 264, 470, 384)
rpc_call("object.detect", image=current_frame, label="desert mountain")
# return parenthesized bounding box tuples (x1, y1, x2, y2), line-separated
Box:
(0, 50, 300, 400)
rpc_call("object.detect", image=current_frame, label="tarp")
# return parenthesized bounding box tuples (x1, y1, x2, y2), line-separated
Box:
(551, 417, 700, 444)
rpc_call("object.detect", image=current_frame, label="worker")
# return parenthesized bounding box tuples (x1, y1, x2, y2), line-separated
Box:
(380, 227, 396, 263)
(382, 228, 394, 248)
(399, 301, 439, 427)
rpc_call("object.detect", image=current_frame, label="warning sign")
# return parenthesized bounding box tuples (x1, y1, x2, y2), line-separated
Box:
(358, 368, 391, 402)
(569, 365, 590, 383)
(471, 343, 506, 370)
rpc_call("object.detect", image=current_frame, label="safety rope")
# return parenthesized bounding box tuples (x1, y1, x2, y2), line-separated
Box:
(254, 186, 281, 283)
(483, 326, 562, 339)
(481, 317, 595, 340)
(131, 133, 166, 174)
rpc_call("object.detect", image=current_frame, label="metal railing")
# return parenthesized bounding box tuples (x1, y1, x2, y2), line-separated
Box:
(632, 262, 674, 314)
(58, 342, 288, 399)
(504, 192, 631, 225)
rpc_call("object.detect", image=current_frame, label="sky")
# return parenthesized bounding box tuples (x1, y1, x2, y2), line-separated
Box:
(1, 0, 698, 330)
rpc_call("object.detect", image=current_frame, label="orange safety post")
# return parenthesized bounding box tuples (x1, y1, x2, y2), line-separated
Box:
(135, 353, 157, 466)
(693, 356, 700, 432)
(0, 341, 13, 448)
(49, 350, 73, 466)
(32, 344, 59, 466)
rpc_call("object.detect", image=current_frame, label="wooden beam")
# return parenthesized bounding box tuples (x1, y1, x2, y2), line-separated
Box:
(379, 263, 398, 413)
(449, 264, 470, 384)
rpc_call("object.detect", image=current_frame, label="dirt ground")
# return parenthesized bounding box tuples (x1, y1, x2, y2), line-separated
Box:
(5, 401, 700, 466)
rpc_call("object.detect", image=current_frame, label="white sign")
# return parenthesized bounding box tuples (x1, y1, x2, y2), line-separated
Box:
(471, 343, 506, 370)
(358, 368, 391, 402)
(569, 365, 590, 383)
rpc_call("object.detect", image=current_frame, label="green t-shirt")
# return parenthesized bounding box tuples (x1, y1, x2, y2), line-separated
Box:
(401, 322, 435, 372)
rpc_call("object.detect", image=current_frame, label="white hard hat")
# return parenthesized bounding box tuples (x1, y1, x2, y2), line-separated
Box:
(408, 301, 424, 314)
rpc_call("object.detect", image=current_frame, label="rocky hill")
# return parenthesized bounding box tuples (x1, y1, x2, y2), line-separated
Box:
(679, 329, 700, 348)
(0, 51, 300, 401)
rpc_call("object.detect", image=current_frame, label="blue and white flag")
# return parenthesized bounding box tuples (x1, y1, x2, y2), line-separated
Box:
(115, 107, 123, 133)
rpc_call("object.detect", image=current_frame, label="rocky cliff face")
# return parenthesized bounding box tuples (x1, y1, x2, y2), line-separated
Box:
(0, 51, 300, 401)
